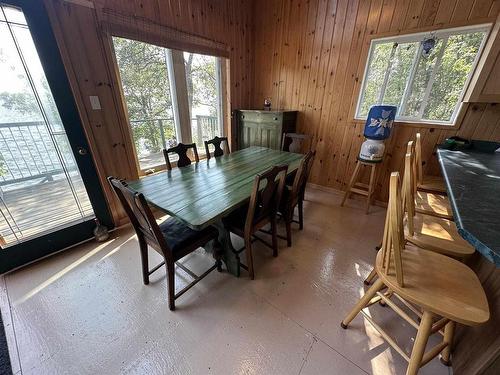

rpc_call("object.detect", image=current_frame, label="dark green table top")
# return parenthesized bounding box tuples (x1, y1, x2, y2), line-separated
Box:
(128, 147, 304, 230)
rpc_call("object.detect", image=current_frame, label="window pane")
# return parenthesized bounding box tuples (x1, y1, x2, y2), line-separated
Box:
(424, 32, 484, 122)
(358, 43, 393, 118)
(184, 52, 221, 155)
(112, 37, 176, 171)
(356, 27, 487, 124)
(382, 42, 418, 108)
(12, 25, 64, 132)
(2, 5, 26, 25)
(400, 38, 444, 118)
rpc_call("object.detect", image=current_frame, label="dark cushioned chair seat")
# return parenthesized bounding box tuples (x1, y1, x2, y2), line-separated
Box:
(279, 186, 292, 213)
(159, 217, 218, 254)
(222, 204, 250, 232)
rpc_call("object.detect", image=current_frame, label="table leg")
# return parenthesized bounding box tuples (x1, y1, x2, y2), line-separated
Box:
(205, 219, 240, 276)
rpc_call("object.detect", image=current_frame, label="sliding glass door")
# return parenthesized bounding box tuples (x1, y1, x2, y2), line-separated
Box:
(0, 1, 112, 272)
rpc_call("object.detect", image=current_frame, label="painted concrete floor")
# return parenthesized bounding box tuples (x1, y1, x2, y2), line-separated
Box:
(0, 187, 452, 375)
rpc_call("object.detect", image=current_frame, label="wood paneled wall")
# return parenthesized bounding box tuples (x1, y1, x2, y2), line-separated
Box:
(252, 0, 500, 202)
(44, 0, 253, 224)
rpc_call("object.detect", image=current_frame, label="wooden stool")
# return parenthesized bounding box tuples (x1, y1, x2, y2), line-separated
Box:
(341, 157, 380, 214)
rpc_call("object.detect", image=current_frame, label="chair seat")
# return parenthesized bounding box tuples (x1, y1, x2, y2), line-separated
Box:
(278, 186, 292, 212)
(222, 205, 249, 236)
(405, 213, 475, 259)
(376, 246, 489, 326)
(418, 175, 447, 194)
(285, 170, 296, 186)
(159, 217, 218, 256)
(223, 203, 271, 236)
(415, 191, 454, 220)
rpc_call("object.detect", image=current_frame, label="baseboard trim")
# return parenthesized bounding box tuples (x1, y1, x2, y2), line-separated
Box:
(306, 182, 387, 208)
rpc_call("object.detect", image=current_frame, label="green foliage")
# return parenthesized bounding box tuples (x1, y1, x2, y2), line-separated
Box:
(113, 38, 219, 159)
(113, 37, 175, 154)
(0, 91, 39, 116)
(184, 52, 218, 117)
(359, 30, 485, 123)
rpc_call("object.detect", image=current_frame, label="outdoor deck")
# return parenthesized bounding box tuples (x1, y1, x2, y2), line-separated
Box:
(0, 178, 93, 246)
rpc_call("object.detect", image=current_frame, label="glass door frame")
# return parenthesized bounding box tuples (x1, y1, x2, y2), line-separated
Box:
(0, 0, 113, 273)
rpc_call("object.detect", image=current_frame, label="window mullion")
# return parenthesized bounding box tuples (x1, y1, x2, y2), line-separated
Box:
(418, 37, 448, 120)
(168, 49, 192, 143)
(215, 57, 224, 136)
(399, 43, 422, 116)
(377, 43, 397, 104)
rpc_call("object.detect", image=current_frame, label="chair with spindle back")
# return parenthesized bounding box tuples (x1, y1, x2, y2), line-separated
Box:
(402, 152, 474, 261)
(108, 177, 222, 311)
(279, 151, 316, 246)
(415, 133, 447, 194)
(163, 143, 200, 171)
(341, 172, 489, 375)
(282, 133, 312, 154)
(223, 165, 288, 279)
(364, 144, 463, 286)
(406, 141, 453, 220)
(204, 136, 230, 160)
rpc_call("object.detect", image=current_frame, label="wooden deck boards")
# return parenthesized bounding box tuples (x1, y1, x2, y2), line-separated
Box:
(0, 178, 93, 246)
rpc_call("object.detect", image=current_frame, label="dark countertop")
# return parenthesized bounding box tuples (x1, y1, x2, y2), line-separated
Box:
(437, 148, 500, 267)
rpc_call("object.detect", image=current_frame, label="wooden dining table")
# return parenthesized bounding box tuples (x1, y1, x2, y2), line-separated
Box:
(128, 146, 305, 275)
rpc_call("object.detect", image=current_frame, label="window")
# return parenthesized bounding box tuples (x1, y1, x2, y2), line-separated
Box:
(185, 52, 223, 155)
(356, 25, 490, 125)
(112, 37, 224, 172)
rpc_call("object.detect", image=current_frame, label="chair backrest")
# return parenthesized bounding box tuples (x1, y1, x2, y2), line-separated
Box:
(415, 133, 423, 185)
(290, 151, 316, 206)
(163, 143, 200, 170)
(108, 177, 170, 257)
(245, 165, 288, 236)
(204, 136, 230, 160)
(403, 152, 417, 236)
(380, 172, 405, 287)
(282, 133, 312, 154)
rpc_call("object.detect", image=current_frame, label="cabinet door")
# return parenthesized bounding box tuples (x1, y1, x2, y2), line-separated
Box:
(259, 122, 282, 149)
(240, 121, 260, 149)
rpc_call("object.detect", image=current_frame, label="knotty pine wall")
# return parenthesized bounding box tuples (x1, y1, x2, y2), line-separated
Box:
(44, 0, 253, 224)
(252, 0, 500, 202)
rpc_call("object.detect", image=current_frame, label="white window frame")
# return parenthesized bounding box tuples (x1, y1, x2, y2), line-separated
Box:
(355, 24, 491, 126)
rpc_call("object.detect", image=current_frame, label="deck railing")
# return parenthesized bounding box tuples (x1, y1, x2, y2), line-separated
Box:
(0, 117, 221, 186)
(129, 115, 219, 156)
(0, 121, 76, 188)
(192, 115, 219, 147)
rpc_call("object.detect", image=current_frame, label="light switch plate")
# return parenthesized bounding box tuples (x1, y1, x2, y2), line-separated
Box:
(89, 95, 101, 110)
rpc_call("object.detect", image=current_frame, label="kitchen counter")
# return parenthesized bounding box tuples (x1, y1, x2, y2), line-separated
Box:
(437, 148, 500, 267)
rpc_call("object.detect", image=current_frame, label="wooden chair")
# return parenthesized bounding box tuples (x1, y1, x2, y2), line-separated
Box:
(204, 136, 230, 160)
(406, 141, 453, 221)
(163, 143, 200, 171)
(278, 151, 316, 246)
(342, 172, 489, 375)
(108, 177, 221, 311)
(402, 152, 474, 261)
(282, 133, 312, 154)
(223, 165, 288, 279)
(415, 133, 447, 195)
